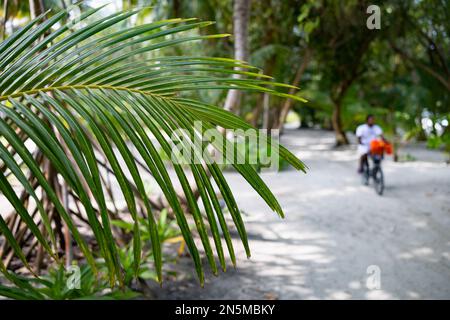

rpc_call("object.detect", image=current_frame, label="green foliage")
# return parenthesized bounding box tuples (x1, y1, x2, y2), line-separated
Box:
(427, 133, 450, 152)
(0, 208, 185, 300)
(0, 264, 140, 300)
(110, 209, 182, 286)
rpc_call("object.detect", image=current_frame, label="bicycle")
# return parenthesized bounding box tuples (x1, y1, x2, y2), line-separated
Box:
(361, 153, 384, 195)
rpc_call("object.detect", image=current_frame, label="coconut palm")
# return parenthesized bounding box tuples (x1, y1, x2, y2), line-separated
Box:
(0, 4, 306, 290)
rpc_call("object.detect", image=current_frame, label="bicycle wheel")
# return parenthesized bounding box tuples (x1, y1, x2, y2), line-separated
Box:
(373, 167, 384, 195)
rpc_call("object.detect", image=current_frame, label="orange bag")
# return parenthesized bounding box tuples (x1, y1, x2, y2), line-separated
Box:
(370, 139, 385, 155)
(370, 139, 393, 155)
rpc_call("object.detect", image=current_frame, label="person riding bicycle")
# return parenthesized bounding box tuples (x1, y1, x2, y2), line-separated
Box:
(356, 114, 388, 173)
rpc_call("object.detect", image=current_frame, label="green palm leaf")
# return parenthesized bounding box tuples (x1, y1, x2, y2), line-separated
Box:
(0, 5, 306, 287)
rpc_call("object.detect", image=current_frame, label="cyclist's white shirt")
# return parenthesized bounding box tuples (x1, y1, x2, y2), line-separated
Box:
(356, 124, 382, 155)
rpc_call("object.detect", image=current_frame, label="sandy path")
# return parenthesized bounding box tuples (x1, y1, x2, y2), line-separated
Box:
(153, 129, 450, 300)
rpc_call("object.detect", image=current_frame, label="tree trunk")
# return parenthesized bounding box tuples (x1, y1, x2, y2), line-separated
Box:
(276, 48, 311, 132)
(224, 0, 251, 114)
(262, 92, 270, 129)
(29, 0, 45, 19)
(250, 93, 264, 127)
(330, 74, 358, 146)
(1, 0, 9, 40)
(172, 0, 180, 18)
(331, 99, 349, 146)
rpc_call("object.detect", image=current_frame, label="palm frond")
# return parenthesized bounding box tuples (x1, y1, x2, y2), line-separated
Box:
(0, 5, 306, 286)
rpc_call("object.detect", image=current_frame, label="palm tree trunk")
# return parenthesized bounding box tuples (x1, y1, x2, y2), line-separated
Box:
(224, 0, 251, 114)
(29, 0, 45, 19)
(1, 0, 9, 40)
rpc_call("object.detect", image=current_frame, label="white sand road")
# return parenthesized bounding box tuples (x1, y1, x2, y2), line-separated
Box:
(152, 129, 450, 300)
